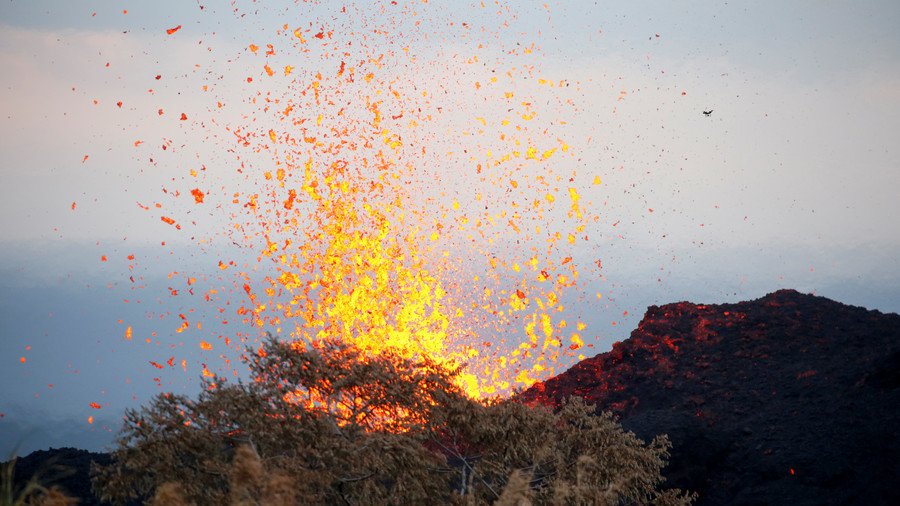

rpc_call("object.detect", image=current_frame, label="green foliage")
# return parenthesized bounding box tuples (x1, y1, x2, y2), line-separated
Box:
(92, 336, 694, 505)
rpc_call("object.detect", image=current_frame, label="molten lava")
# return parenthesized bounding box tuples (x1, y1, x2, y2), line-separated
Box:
(114, 2, 601, 399)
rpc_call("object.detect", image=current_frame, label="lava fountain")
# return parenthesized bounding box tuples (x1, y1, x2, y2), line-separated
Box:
(119, 1, 602, 400)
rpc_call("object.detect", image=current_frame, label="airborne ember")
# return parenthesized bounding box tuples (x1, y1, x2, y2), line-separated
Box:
(113, 1, 600, 401)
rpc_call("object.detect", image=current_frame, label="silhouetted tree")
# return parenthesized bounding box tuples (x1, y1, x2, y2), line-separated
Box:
(92, 336, 693, 505)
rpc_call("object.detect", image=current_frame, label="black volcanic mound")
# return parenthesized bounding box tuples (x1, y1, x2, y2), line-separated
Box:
(6, 447, 113, 505)
(520, 289, 900, 506)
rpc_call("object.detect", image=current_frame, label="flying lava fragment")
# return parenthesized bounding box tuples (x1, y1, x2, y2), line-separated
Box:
(91, 1, 607, 401)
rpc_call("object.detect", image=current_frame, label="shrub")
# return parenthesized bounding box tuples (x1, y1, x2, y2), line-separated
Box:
(92, 336, 693, 505)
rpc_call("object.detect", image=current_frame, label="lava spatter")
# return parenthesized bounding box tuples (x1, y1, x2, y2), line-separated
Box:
(111, 1, 603, 400)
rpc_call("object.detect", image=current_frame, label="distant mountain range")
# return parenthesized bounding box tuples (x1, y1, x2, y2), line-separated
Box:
(8, 289, 899, 505)
(520, 289, 900, 505)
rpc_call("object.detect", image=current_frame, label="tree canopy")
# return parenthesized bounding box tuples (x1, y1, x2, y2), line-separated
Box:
(92, 336, 694, 505)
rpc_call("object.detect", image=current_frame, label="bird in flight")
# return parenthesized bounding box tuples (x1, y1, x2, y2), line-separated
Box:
(702, 110, 713, 116)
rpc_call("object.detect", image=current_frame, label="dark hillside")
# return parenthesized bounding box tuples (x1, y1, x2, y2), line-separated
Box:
(520, 289, 900, 505)
(7, 447, 113, 505)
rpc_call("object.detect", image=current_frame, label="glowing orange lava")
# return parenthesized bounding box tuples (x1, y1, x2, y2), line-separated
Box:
(119, 2, 602, 400)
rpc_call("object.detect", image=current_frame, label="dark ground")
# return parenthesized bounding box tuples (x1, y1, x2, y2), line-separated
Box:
(520, 289, 900, 505)
(5, 447, 112, 505)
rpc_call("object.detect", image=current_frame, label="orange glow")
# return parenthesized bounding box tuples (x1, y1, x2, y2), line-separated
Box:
(107, 2, 601, 402)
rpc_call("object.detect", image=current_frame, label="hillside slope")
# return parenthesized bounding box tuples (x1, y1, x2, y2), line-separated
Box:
(520, 289, 900, 505)
(6, 447, 113, 505)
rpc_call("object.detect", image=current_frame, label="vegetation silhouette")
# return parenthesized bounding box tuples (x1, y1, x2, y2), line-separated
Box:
(92, 335, 693, 505)
(1, 448, 77, 506)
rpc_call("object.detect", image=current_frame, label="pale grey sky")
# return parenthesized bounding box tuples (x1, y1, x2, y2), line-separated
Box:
(2, 0, 899, 455)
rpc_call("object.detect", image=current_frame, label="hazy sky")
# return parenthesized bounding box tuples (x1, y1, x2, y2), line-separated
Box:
(2, 0, 899, 456)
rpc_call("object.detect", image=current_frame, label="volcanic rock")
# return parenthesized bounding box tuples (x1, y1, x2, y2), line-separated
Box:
(4, 447, 114, 505)
(519, 289, 900, 505)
